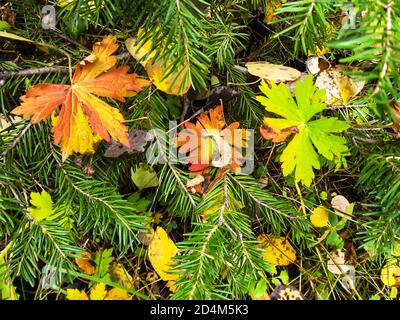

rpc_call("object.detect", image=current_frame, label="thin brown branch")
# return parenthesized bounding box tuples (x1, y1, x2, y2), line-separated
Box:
(0, 66, 68, 81)
(0, 52, 132, 81)
(0, 122, 32, 157)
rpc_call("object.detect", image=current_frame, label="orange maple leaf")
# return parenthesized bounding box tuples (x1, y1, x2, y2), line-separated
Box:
(12, 35, 150, 160)
(177, 106, 249, 172)
(259, 125, 299, 144)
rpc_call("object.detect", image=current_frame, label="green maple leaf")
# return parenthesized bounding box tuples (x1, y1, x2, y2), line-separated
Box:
(28, 191, 53, 222)
(257, 75, 350, 186)
(27, 191, 74, 228)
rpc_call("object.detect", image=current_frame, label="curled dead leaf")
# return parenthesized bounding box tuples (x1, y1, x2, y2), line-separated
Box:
(331, 195, 350, 215)
(270, 285, 304, 300)
(327, 249, 351, 275)
(315, 66, 365, 106)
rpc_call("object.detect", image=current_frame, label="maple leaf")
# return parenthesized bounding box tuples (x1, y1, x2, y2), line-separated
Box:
(177, 106, 250, 172)
(66, 283, 131, 300)
(12, 35, 150, 160)
(259, 125, 298, 144)
(28, 190, 53, 222)
(257, 75, 350, 186)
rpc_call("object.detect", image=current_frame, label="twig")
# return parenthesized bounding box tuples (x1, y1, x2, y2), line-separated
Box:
(180, 94, 191, 122)
(0, 66, 68, 81)
(0, 52, 132, 81)
(48, 29, 89, 51)
(1, 122, 32, 157)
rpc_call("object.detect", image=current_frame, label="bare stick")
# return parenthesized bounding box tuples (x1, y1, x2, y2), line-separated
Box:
(0, 52, 132, 81)
(1, 122, 32, 157)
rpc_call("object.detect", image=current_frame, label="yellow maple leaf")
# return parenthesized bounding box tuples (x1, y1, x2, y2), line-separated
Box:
(105, 288, 131, 300)
(148, 227, 179, 286)
(257, 234, 296, 266)
(310, 206, 329, 228)
(66, 288, 89, 300)
(89, 283, 108, 300)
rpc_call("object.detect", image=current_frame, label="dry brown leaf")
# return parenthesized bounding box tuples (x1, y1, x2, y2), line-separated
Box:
(327, 249, 351, 275)
(331, 195, 350, 215)
(315, 66, 365, 106)
(305, 57, 330, 75)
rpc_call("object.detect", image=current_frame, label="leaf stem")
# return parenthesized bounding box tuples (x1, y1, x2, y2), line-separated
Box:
(295, 181, 306, 215)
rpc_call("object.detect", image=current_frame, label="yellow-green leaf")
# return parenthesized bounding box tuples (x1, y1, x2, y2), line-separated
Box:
(381, 260, 400, 287)
(257, 76, 350, 186)
(28, 191, 53, 222)
(148, 226, 179, 282)
(131, 163, 159, 191)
